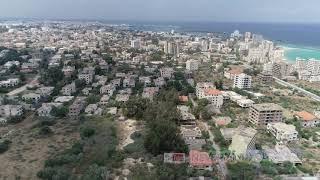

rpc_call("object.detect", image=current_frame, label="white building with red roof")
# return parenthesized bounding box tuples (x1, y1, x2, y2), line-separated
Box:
(189, 150, 213, 171)
(196, 82, 224, 108)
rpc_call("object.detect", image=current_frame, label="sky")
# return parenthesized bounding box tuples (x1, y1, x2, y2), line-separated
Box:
(0, 0, 319, 23)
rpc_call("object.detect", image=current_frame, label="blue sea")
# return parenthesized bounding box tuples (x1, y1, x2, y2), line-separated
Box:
(114, 21, 320, 61)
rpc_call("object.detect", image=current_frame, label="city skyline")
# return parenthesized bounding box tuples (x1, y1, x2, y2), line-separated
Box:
(0, 0, 320, 23)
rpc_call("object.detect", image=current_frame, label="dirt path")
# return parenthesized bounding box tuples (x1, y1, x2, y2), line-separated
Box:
(117, 119, 137, 150)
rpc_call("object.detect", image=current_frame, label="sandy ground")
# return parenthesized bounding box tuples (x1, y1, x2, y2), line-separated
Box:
(0, 115, 79, 180)
(117, 119, 137, 150)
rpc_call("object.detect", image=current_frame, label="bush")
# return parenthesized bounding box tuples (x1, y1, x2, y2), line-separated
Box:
(80, 127, 96, 138)
(0, 140, 11, 153)
(38, 126, 53, 136)
(37, 167, 71, 180)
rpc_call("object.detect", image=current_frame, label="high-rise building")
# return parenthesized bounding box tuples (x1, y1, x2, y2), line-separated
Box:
(249, 103, 283, 127)
(233, 73, 252, 89)
(130, 39, 140, 49)
(186, 60, 199, 71)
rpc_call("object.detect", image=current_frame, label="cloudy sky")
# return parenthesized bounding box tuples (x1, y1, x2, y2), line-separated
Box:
(0, 0, 318, 23)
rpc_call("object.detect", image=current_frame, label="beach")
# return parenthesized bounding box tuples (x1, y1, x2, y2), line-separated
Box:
(280, 44, 320, 62)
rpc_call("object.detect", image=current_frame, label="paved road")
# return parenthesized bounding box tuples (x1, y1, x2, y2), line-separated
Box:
(273, 77, 320, 102)
(7, 75, 40, 96)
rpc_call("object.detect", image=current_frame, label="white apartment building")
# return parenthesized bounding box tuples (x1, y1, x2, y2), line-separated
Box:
(0, 105, 24, 117)
(130, 39, 140, 49)
(233, 73, 252, 89)
(267, 122, 298, 142)
(100, 84, 116, 96)
(186, 60, 199, 71)
(0, 78, 20, 88)
(196, 82, 223, 108)
(160, 67, 174, 79)
(61, 82, 76, 96)
(196, 82, 215, 98)
(78, 67, 95, 84)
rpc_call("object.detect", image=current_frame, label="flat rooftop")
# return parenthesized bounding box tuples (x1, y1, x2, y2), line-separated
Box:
(252, 103, 282, 111)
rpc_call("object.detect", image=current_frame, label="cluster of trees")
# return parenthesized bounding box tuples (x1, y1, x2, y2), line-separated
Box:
(38, 116, 121, 180)
(260, 160, 297, 177)
(212, 127, 229, 148)
(123, 89, 188, 155)
(40, 67, 64, 86)
(0, 48, 23, 65)
(227, 160, 298, 180)
(227, 161, 257, 180)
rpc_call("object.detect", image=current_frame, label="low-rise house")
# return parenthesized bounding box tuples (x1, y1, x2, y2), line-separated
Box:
(118, 88, 132, 95)
(179, 96, 189, 103)
(115, 73, 126, 78)
(61, 82, 76, 96)
(78, 67, 95, 84)
(0, 105, 23, 117)
(164, 153, 186, 164)
(22, 93, 42, 104)
(160, 67, 174, 79)
(139, 76, 152, 87)
(0, 78, 20, 88)
(177, 105, 196, 126)
(115, 94, 130, 103)
(82, 87, 92, 96)
(264, 144, 302, 165)
(36, 86, 54, 98)
(237, 99, 255, 108)
(224, 68, 243, 80)
(99, 95, 110, 105)
(189, 150, 213, 171)
(267, 122, 298, 142)
(20, 62, 39, 73)
(54, 96, 74, 103)
(62, 66, 75, 77)
(4, 61, 20, 69)
(37, 103, 63, 117)
(68, 97, 86, 117)
(154, 77, 166, 88)
(214, 116, 232, 126)
(180, 126, 202, 140)
(123, 77, 135, 88)
(229, 127, 257, 159)
(201, 89, 224, 108)
(85, 104, 98, 114)
(111, 78, 121, 88)
(142, 87, 159, 100)
(295, 111, 320, 128)
(100, 84, 116, 96)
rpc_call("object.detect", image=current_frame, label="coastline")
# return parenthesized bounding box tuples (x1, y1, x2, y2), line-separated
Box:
(280, 44, 320, 63)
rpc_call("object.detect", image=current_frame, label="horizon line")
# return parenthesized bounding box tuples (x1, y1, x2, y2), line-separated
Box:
(1, 16, 320, 25)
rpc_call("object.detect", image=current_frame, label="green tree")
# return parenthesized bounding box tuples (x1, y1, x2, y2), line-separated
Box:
(50, 106, 69, 117)
(260, 160, 278, 176)
(144, 119, 188, 155)
(123, 96, 150, 120)
(227, 161, 256, 180)
(81, 164, 109, 180)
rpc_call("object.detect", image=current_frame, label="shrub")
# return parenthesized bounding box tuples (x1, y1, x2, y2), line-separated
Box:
(0, 140, 11, 153)
(80, 127, 96, 138)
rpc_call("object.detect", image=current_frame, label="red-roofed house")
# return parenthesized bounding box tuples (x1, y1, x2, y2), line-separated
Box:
(295, 111, 320, 128)
(179, 96, 189, 103)
(189, 150, 213, 171)
(224, 68, 243, 80)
